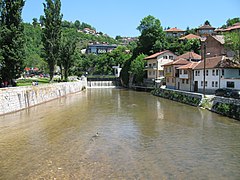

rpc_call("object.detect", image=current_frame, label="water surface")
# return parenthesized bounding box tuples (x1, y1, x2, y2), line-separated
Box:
(0, 89, 240, 179)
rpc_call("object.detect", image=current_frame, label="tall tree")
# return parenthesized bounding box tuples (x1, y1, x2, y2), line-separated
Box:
(135, 15, 167, 56)
(32, 18, 38, 27)
(204, 20, 211, 26)
(59, 29, 77, 81)
(42, 0, 62, 81)
(74, 20, 81, 30)
(0, 0, 25, 85)
(225, 32, 240, 62)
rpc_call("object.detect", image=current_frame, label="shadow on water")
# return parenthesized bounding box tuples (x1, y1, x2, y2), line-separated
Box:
(0, 89, 240, 179)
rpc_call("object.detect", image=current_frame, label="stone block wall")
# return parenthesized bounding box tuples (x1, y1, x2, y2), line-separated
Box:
(211, 96, 240, 120)
(0, 80, 87, 115)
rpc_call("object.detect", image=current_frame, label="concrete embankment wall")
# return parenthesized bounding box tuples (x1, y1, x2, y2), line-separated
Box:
(0, 80, 87, 115)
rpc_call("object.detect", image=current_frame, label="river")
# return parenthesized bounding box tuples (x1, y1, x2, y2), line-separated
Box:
(0, 88, 240, 179)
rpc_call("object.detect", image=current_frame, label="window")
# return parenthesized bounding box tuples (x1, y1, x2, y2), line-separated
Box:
(182, 79, 185, 84)
(149, 71, 152, 76)
(201, 81, 203, 86)
(205, 81, 208, 87)
(167, 77, 169, 83)
(169, 56, 174, 60)
(215, 81, 218, 87)
(216, 70, 219, 76)
(195, 71, 197, 76)
(169, 67, 172, 72)
(206, 70, 208, 76)
(212, 81, 214, 87)
(153, 63, 156, 67)
(239, 69, 240, 76)
(197, 70, 200, 76)
(153, 71, 155, 75)
(227, 81, 234, 88)
(212, 70, 215, 76)
(184, 70, 187, 74)
(149, 63, 152, 67)
(186, 79, 189, 84)
(163, 56, 167, 59)
(222, 69, 224, 76)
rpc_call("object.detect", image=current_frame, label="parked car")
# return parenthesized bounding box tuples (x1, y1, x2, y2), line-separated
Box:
(215, 88, 232, 97)
(230, 90, 240, 99)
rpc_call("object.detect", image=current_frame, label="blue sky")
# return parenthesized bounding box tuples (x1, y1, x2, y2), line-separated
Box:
(22, 0, 240, 37)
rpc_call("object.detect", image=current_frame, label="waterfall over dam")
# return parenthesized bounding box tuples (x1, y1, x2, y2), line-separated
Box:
(87, 81, 116, 88)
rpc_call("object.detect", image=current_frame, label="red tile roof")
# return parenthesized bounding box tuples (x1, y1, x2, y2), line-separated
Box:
(176, 52, 201, 60)
(178, 62, 200, 69)
(165, 27, 185, 32)
(179, 34, 201, 40)
(198, 24, 215, 30)
(193, 56, 239, 69)
(144, 50, 174, 60)
(163, 58, 190, 66)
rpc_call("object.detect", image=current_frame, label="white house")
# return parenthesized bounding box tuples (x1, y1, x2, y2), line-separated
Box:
(144, 50, 177, 83)
(193, 56, 240, 93)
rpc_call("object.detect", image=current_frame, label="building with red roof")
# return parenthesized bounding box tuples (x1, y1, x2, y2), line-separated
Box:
(165, 27, 185, 38)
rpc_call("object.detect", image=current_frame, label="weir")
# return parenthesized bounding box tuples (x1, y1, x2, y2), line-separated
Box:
(87, 81, 116, 88)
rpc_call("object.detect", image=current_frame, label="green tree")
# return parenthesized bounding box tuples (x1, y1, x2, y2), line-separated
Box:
(39, 15, 45, 27)
(204, 20, 211, 26)
(59, 29, 77, 81)
(135, 15, 167, 56)
(130, 54, 146, 84)
(32, 18, 38, 27)
(225, 32, 240, 62)
(0, 0, 25, 85)
(74, 20, 81, 30)
(226, 17, 240, 27)
(42, 0, 62, 81)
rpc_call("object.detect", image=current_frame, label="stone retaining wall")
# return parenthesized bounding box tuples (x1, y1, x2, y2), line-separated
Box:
(151, 88, 203, 107)
(0, 80, 87, 115)
(211, 96, 240, 120)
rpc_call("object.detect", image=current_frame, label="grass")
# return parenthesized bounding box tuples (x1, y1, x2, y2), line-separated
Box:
(16, 78, 50, 86)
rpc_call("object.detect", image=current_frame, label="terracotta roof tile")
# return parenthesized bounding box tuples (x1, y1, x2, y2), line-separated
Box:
(193, 56, 239, 69)
(198, 24, 215, 30)
(163, 58, 190, 66)
(165, 27, 185, 32)
(178, 62, 200, 69)
(176, 52, 201, 60)
(144, 50, 174, 60)
(179, 34, 201, 40)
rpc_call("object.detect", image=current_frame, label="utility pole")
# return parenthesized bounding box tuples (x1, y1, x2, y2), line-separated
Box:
(203, 43, 206, 96)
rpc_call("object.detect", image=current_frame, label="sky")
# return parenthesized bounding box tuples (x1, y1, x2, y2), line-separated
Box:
(22, 0, 240, 38)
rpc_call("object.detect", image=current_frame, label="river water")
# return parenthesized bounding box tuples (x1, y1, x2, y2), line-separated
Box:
(0, 88, 240, 179)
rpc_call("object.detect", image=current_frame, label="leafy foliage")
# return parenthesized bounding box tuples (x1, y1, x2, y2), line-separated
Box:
(130, 54, 146, 84)
(224, 32, 240, 62)
(42, 0, 62, 81)
(0, 0, 25, 85)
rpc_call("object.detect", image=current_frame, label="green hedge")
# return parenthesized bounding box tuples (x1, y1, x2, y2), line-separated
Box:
(212, 102, 240, 120)
(151, 88, 202, 107)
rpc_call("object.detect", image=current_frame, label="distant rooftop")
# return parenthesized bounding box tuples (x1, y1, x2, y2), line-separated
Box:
(165, 27, 185, 32)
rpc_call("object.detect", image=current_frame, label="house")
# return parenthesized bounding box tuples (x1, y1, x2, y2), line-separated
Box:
(163, 58, 190, 89)
(193, 56, 240, 93)
(177, 62, 200, 91)
(165, 27, 185, 38)
(86, 44, 117, 54)
(197, 24, 216, 37)
(215, 23, 240, 34)
(144, 50, 177, 83)
(179, 34, 201, 41)
(200, 35, 234, 58)
(176, 51, 201, 62)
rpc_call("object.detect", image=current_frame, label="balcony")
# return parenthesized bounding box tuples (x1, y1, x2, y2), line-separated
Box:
(179, 74, 189, 79)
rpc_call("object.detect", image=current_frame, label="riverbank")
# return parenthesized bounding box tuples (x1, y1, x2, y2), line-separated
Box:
(0, 80, 87, 116)
(151, 88, 240, 121)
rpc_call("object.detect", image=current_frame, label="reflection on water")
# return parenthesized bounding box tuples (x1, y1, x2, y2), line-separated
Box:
(0, 89, 240, 179)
